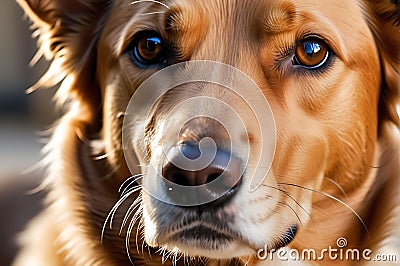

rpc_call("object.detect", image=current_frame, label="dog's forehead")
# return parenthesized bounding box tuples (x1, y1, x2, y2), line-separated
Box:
(108, 0, 368, 44)
(164, 0, 297, 35)
(161, 0, 363, 33)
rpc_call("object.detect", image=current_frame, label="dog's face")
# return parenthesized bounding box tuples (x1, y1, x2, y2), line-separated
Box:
(19, 0, 399, 262)
(97, 0, 385, 258)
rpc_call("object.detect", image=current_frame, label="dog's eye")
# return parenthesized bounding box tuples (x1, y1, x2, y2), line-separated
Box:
(293, 38, 329, 69)
(130, 32, 166, 66)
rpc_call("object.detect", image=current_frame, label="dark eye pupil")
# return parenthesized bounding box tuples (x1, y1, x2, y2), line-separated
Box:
(146, 37, 161, 52)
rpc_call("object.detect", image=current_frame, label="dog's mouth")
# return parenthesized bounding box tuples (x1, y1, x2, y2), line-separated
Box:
(169, 223, 237, 246)
(171, 222, 298, 255)
(159, 218, 243, 257)
(148, 201, 299, 257)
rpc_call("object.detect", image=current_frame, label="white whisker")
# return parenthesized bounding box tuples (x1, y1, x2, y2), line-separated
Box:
(120, 197, 142, 233)
(138, 217, 145, 252)
(110, 190, 139, 227)
(121, 185, 142, 198)
(101, 186, 141, 243)
(126, 213, 137, 265)
(119, 174, 144, 194)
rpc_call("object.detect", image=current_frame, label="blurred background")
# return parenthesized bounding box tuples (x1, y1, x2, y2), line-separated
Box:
(0, 1, 58, 264)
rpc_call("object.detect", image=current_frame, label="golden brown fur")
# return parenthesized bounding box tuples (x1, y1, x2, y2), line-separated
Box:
(15, 0, 399, 265)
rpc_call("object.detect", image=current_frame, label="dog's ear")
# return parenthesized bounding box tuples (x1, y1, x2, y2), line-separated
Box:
(364, 0, 400, 127)
(17, 0, 112, 118)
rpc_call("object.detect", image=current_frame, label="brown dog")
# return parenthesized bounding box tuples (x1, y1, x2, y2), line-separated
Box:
(15, 0, 399, 265)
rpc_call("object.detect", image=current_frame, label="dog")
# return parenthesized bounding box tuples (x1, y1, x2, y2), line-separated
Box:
(15, 0, 399, 265)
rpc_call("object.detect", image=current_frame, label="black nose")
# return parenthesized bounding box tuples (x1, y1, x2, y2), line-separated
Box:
(162, 143, 242, 206)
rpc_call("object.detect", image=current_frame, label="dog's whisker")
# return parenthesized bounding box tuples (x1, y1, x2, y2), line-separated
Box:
(101, 186, 142, 243)
(184, 254, 191, 266)
(101, 194, 134, 242)
(185, 255, 191, 266)
(278, 182, 370, 237)
(125, 200, 144, 256)
(101, 212, 114, 244)
(161, 247, 170, 264)
(125, 211, 139, 265)
(111, 188, 141, 224)
(140, 228, 146, 256)
(263, 184, 313, 224)
(131, 0, 170, 10)
(172, 249, 182, 266)
(324, 177, 347, 198)
(277, 201, 303, 226)
(101, 199, 127, 243)
(119, 174, 144, 194)
(164, 249, 172, 265)
(146, 243, 152, 259)
(199, 256, 207, 265)
(120, 198, 142, 233)
(120, 185, 142, 198)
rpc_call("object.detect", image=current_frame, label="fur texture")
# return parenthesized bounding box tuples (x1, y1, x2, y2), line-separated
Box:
(15, 0, 399, 265)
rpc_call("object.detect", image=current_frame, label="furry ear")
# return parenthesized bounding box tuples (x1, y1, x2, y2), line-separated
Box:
(17, 0, 112, 120)
(363, 0, 400, 127)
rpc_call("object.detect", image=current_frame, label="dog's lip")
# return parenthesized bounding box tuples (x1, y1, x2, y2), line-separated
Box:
(164, 221, 241, 243)
(162, 223, 299, 253)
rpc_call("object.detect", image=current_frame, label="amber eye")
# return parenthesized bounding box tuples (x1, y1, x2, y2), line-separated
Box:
(293, 38, 329, 69)
(130, 32, 166, 66)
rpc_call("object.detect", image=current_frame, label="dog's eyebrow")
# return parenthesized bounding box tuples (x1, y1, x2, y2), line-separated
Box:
(258, 1, 298, 34)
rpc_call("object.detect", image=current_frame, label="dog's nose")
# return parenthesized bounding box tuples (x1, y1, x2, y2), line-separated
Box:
(162, 143, 242, 205)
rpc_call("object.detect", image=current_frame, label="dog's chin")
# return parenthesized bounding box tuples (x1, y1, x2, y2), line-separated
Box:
(163, 243, 253, 259)
(157, 229, 254, 259)
(148, 225, 298, 259)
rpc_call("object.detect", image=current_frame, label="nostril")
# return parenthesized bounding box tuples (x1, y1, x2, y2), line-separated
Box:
(167, 172, 192, 186)
(206, 171, 223, 183)
(163, 164, 219, 186)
